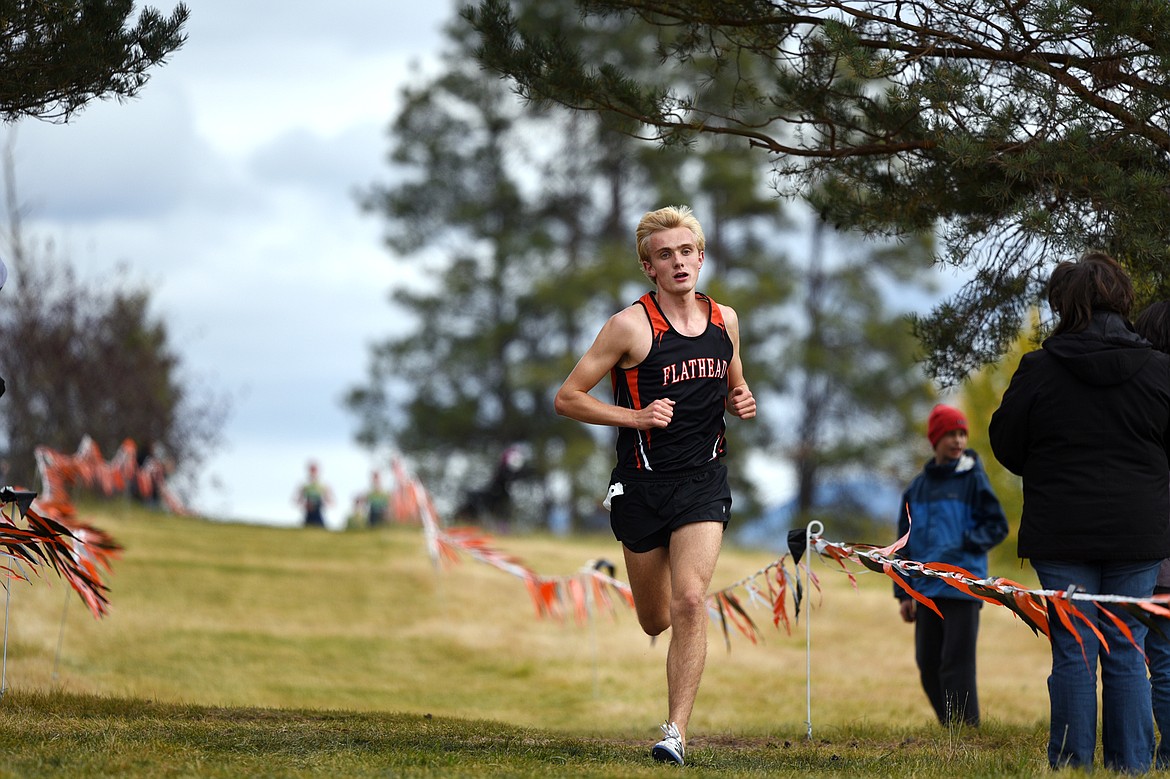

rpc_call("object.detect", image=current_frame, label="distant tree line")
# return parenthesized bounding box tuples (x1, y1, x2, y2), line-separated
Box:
(348, 0, 938, 533)
(0, 245, 226, 493)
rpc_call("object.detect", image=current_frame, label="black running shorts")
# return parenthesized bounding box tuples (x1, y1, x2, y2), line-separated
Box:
(607, 462, 731, 553)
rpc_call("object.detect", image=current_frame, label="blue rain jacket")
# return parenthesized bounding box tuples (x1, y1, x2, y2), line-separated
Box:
(894, 450, 1008, 602)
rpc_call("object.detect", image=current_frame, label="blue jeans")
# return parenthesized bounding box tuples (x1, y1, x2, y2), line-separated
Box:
(1032, 559, 1159, 774)
(1147, 588, 1170, 769)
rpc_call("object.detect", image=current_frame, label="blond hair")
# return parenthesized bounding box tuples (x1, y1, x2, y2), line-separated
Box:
(635, 206, 706, 269)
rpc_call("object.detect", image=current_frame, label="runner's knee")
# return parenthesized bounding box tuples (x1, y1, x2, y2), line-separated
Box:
(639, 616, 669, 637)
(671, 588, 707, 622)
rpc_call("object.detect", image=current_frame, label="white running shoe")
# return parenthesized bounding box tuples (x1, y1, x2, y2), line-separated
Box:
(652, 721, 685, 765)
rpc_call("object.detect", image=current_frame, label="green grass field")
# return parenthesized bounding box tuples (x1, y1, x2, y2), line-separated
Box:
(0, 501, 1084, 776)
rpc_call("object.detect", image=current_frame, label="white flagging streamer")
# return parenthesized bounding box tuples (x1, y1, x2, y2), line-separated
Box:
(804, 519, 822, 741)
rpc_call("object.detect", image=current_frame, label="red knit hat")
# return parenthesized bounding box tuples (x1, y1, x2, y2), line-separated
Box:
(928, 404, 968, 447)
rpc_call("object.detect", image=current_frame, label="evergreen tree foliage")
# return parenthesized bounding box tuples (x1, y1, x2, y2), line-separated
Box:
(350, 13, 613, 527)
(466, 0, 1170, 384)
(0, 0, 188, 121)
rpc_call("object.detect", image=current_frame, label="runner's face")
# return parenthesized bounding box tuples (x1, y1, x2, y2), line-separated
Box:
(643, 227, 703, 292)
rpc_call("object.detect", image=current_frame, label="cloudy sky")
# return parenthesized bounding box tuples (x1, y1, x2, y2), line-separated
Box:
(7, 1, 457, 527)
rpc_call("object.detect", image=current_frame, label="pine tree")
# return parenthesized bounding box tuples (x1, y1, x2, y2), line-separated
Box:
(0, 0, 188, 121)
(467, 0, 1170, 383)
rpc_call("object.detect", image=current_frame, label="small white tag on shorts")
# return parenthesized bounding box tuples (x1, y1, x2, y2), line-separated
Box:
(602, 481, 624, 511)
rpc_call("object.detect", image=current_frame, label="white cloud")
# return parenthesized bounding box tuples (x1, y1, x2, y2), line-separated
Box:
(169, 1, 456, 154)
(248, 120, 385, 194)
(10, 88, 221, 221)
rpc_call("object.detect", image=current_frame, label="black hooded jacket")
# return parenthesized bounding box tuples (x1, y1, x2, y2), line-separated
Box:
(990, 311, 1170, 561)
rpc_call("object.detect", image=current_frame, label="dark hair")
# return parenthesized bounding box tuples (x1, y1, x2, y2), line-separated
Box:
(1135, 300, 1170, 354)
(1047, 251, 1134, 335)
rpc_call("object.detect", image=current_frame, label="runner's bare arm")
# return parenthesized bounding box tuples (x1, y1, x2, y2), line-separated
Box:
(554, 308, 675, 430)
(721, 305, 756, 420)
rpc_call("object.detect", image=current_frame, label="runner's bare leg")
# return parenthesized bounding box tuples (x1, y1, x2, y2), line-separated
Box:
(624, 520, 723, 747)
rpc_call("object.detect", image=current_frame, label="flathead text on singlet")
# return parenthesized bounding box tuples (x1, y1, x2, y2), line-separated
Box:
(661, 357, 729, 386)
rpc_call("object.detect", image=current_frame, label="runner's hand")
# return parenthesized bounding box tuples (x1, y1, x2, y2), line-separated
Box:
(633, 398, 674, 429)
(728, 385, 755, 419)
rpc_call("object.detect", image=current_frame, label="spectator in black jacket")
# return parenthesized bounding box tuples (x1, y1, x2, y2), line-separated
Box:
(990, 251, 1170, 774)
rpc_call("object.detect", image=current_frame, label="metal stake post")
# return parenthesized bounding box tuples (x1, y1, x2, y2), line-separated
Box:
(804, 519, 823, 741)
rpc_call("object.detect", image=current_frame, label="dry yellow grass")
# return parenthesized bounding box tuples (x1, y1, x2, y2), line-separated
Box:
(0, 500, 1053, 741)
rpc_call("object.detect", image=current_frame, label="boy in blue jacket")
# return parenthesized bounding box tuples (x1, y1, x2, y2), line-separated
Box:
(896, 404, 1009, 727)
